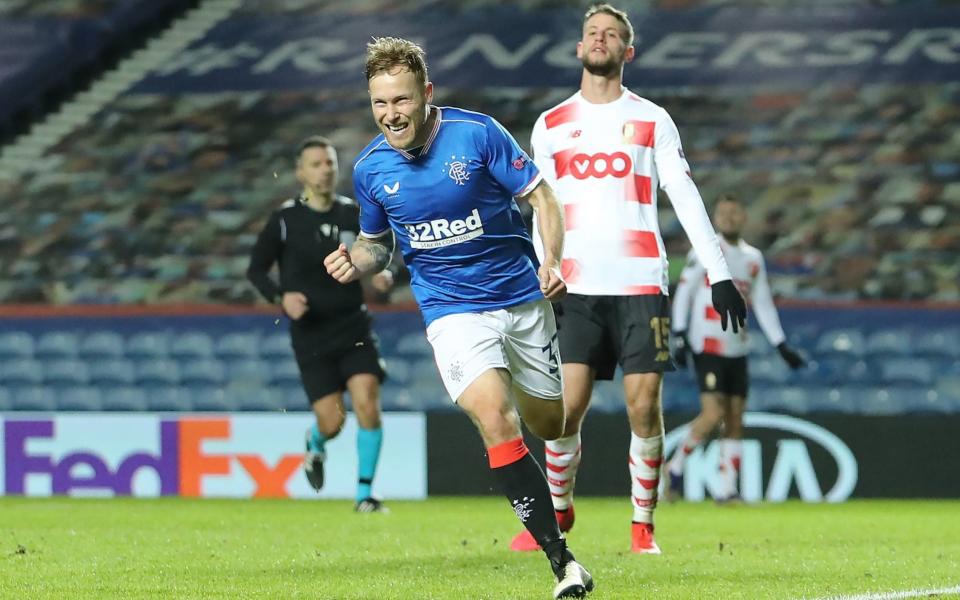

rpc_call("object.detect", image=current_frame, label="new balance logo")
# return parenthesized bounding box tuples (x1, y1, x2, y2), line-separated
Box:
(383, 182, 400, 194)
(405, 208, 483, 249)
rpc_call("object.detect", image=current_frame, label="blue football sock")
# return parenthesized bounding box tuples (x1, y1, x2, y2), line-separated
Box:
(356, 427, 383, 502)
(308, 423, 327, 454)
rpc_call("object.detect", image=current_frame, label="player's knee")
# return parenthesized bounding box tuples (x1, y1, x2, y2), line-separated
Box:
(528, 411, 565, 441)
(317, 411, 346, 439)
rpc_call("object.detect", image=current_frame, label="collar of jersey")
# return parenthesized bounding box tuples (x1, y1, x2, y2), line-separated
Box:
(393, 106, 442, 161)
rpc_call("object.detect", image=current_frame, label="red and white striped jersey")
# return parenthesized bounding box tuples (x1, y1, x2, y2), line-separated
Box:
(672, 238, 786, 357)
(530, 87, 730, 296)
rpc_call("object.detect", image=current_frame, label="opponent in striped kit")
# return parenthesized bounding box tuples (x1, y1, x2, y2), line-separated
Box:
(667, 194, 806, 502)
(510, 3, 746, 555)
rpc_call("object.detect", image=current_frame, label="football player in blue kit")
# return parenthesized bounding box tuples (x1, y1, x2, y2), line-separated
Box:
(323, 37, 594, 600)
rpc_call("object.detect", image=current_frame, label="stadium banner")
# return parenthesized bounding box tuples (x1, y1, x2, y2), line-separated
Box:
(132, 7, 960, 93)
(426, 412, 960, 499)
(0, 413, 426, 499)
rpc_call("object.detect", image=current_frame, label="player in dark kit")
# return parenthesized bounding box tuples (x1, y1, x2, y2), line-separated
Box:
(247, 136, 392, 512)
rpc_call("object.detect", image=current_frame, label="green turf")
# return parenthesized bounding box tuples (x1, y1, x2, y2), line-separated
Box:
(1, 497, 958, 599)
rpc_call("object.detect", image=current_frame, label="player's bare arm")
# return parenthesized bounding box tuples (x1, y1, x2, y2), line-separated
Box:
(522, 180, 567, 300)
(324, 231, 395, 284)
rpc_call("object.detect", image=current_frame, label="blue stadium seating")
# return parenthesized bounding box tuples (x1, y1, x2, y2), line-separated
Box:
(662, 379, 700, 413)
(395, 332, 432, 357)
(102, 387, 148, 411)
(748, 334, 774, 356)
(44, 359, 91, 388)
(751, 355, 791, 384)
(170, 332, 215, 360)
(124, 332, 170, 359)
(58, 387, 103, 411)
(146, 387, 193, 412)
(276, 384, 308, 411)
(384, 358, 411, 386)
(88, 359, 137, 387)
(806, 387, 862, 414)
(259, 332, 293, 359)
(234, 388, 280, 412)
(79, 331, 126, 359)
(34, 332, 79, 359)
(225, 359, 270, 385)
(268, 359, 301, 387)
(11, 386, 58, 411)
(0, 387, 11, 411)
(864, 328, 913, 358)
(757, 386, 813, 414)
(880, 358, 935, 387)
(0, 332, 35, 359)
(815, 329, 866, 358)
(2, 359, 44, 387)
(179, 359, 225, 387)
(216, 332, 261, 360)
(136, 359, 181, 388)
(914, 329, 960, 359)
(190, 387, 232, 412)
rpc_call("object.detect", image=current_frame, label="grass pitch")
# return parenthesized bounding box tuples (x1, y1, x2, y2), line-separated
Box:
(1, 497, 958, 599)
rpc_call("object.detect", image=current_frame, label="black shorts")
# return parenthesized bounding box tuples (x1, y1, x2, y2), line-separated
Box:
(556, 294, 676, 380)
(692, 353, 748, 397)
(291, 310, 386, 402)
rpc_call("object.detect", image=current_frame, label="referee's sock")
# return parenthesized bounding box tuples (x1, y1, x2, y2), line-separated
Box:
(489, 437, 573, 570)
(356, 426, 383, 502)
(307, 423, 327, 455)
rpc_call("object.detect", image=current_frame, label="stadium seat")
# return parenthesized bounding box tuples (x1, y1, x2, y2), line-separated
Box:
(395, 332, 432, 357)
(277, 384, 308, 411)
(380, 383, 415, 411)
(101, 387, 148, 411)
(1, 359, 44, 387)
(146, 387, 193, 412)
(0, 387, 12, 411)
(179, 359, 225, 387)
(216, 331, 261, 360)
(268, 358, 301, 387)
(34, 332, 80, 359)
(900, 388, 953, 415)
(0, 332, 35, 359)
(189, 387, 232, 412)
(409, 357, 440, 386)
(58, 387, 103, 411)
(751, 355, 791, 384)
(662, 381, 699, 413)
(879, 357, 935, 386)
(43, 359, 91, 388)
(170, 332, 215, 360)
(590, 381, 624, 413)
(815, 329, 865, 358)
(914, 329, 960, 359)
(857, 387, 906, 416)
(88, 359, 137, 387)
(864, 328, 913, 358)
(136, 359, 182, 388)
(748, 334, 774, 356)
(259, 332, 293, 359)
(808, 386, 862, 414)
(760, 386, 812, 414)
(225, 359, 271, 385)
(234, 388, 281, 412)
(124, 332, 170, 360)
(79, 331, 126, 360)
(383, 358, 411, 386)
(10, 386, 58, 411)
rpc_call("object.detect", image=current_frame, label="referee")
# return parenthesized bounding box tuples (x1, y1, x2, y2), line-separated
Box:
(248, 135, 391, 512)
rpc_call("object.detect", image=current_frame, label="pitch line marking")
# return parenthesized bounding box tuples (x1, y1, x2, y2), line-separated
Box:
(815, 585, 960, 600)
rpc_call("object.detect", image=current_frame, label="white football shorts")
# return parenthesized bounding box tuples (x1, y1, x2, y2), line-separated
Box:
(425, 299, 563, 403)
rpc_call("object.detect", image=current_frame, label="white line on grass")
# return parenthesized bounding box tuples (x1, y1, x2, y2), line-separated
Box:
(816, 585, 960, 600)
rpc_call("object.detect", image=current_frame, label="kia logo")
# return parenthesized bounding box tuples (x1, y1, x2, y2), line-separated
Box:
(664, 412, 858, 502)
(556, 151, 633, 179)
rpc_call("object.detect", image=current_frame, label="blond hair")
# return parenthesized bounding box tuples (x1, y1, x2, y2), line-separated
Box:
(583, 3, 634, 46)
(365, 37, 429, 86)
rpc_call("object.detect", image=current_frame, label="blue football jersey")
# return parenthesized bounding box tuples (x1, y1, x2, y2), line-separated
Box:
(353, 106, 544, 326)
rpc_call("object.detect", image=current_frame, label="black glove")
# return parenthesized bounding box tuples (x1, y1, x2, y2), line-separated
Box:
(672, 330, 690, 368)
(777, 342, 806, 369)
(711, 279, 747, 333)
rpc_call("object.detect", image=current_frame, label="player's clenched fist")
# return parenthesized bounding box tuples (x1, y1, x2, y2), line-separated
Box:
(324, 243, 359, 283)
(538, 263, 567, 301)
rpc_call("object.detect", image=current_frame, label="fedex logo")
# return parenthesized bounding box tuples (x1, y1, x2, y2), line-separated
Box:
(554, 150, 633, 180)
(2, 418, 302, 498)
(405, 208, 484, 249)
